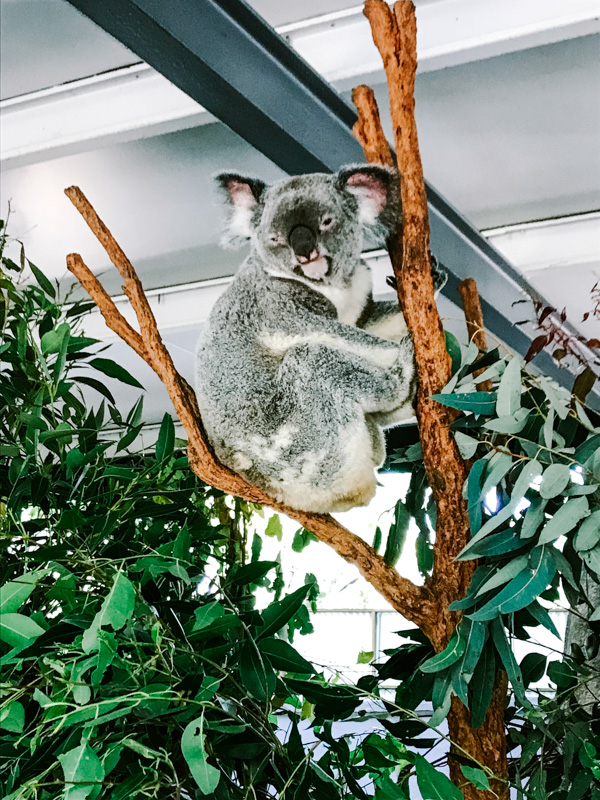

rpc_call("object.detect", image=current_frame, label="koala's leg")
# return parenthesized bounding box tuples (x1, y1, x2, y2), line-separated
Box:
(271, 342, 412, 512)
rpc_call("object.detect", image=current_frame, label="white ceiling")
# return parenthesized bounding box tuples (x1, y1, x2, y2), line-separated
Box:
(1, 0, 599, 422)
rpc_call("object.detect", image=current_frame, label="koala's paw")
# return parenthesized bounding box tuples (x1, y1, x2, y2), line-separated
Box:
(391, 335, 417, 403)
(385, 254, 447, 296)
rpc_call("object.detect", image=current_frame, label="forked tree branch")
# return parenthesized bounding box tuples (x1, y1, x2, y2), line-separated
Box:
(64, 187, 438, 636)
(355, 4, 508, 794)
(359, 0, 475, 651)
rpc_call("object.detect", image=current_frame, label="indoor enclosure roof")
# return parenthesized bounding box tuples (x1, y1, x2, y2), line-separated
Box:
(1, 0, 599, 423)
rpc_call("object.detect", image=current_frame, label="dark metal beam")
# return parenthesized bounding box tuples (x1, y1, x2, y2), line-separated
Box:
(66, 0, 597, 406)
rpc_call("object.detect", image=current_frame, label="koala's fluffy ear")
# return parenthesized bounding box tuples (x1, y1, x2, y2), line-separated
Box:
(336, 164, 400, 229)
(215, 173, 267, 248)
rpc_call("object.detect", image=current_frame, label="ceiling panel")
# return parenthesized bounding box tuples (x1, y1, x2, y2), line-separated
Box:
(0, 0, 136, 100)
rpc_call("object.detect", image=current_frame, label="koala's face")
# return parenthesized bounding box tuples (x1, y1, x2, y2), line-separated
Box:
(216, 165, 398, 286)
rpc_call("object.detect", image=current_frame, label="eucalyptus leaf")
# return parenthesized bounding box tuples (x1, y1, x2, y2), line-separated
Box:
(420, 632, 465, 673)
(459, 460, 543, 557)
(539, 463, 572, 499)
(490, 618, 529, 707)
(454, 430, 479, 459)
(572, 510, 600, 552)
(496, 356, 522, 416)
(538, 496, 590, 545)
(469, 547, 555, 620)
(484, 407, 530, 434)
(432, 391, 497, 415)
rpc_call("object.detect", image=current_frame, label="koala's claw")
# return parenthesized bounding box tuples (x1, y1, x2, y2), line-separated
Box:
(385, 252, 447, 294)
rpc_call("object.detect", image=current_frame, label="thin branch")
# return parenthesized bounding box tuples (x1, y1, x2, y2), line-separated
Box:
(351, 85, 395, 169)
(64, 187, 437, 635)
(458, 277, 494, 392)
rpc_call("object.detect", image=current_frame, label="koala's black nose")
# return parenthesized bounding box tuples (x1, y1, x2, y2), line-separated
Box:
(289, 225, 317, 259)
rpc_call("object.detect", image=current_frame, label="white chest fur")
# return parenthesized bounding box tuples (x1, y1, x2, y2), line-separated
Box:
(313, 262, 372, 324)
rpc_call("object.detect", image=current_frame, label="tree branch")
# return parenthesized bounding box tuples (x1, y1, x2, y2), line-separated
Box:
(458, 278, 494, 392)
(360, 1, 474, 649)
(64, 186, 438, 635)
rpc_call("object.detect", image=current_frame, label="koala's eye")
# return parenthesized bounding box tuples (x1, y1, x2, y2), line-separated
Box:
(269, 234, 284, 245)
(319, 217, 335, 231)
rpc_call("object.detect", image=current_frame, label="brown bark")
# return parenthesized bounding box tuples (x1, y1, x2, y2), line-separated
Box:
(356, 2, 509, 796)
(458, 278, 494, 392)
(64, 187, 439, 639)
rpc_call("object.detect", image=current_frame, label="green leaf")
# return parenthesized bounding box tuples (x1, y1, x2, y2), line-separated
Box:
(466, 458, 487, 534)
(0, 570, 43, 613)
(461, 618, 488, 677)
(432, 391, 496, 415)
(192, 602, 226, 631)
(483, 407, 530, 434)
(29, 261, 56, 297)
(420, 632, 465, 673)
(265, 514, 283, 541)
(464, 528, 526, 559)
(475, 554, 529, 597)
(414, 754, 463, 800)
(240, 641, 276, 701)
(0, 700, 25, 733)
(520, 652, 547, 689)
(445, 330, 462, 374)
(496, 355, 522, 416)
(521, 497, 548, 539)
(454, 431, 479, 459)
(41, 322, 69, 354)
(0, 613, 45, 648)
(292, 528, 318, 552)
(459, 460, 543, 557)
(89, 358, 144, 389)
(384, 501, 410, 565)
(470, 644, 496, 728)
(538, 496, 589, 545)
(74, 375, 117, 404)
(82, 571, 136, 653)
(230, 561, 277, 587)
(490, 618, 528, 706)
(357, 650, 375, 665)
(470, 546, 555, 620)
(573, 510, 600, 552)
(155, 413, 175, 461)
(58, 740, 105, 800)
(258, 637, 314, 673)
(181, 713, 221, 794)
(576, 433, 600, 466)
(539, 463, 572, 499)
(259, 584, 311, 640)
(460, 765, 490, 791)
(526, 600, 560, 637)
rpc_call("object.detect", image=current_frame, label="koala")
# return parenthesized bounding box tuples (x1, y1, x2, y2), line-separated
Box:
(195, 164, 417, 514)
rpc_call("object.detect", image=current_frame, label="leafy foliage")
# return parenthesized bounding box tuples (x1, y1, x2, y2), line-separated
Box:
(0, 230, 465, 799)
(2, 227, 600, 799)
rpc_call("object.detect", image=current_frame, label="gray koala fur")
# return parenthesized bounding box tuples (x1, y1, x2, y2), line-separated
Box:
(195, 164, 418, 513)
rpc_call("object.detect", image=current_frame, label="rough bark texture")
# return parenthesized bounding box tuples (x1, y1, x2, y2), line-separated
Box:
(356, 2, 509, 796)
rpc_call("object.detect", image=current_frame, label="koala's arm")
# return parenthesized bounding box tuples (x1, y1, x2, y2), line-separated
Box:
(356, 297, 408, 343)
(259, 307, 409, 371)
